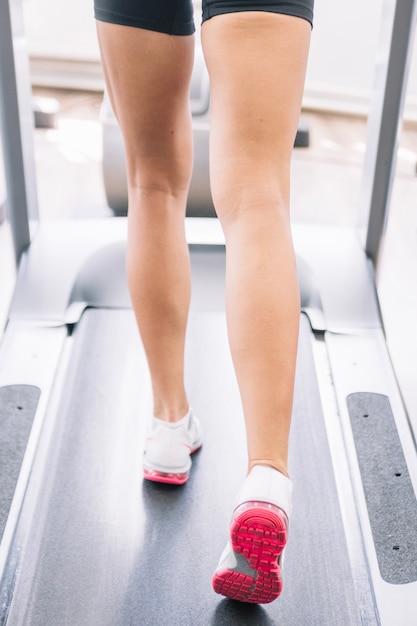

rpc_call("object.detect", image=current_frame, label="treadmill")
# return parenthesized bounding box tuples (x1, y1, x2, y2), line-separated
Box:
(0, 0, 416, 623)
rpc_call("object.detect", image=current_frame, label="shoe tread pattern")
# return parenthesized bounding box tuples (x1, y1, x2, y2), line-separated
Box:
(213, 504, 287, 604)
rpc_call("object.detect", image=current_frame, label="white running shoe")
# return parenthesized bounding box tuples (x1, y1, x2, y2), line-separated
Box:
(212, 465, 292, 604)
(143, 409, 202, 485)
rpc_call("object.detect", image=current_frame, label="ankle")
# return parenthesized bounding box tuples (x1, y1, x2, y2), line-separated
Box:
(248, 459, 290, 479)
(153, 405, 190, 423)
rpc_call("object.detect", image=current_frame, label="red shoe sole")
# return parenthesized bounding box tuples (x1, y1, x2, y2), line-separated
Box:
(212, 502, 288, 604)
(143, 468, 189, 485)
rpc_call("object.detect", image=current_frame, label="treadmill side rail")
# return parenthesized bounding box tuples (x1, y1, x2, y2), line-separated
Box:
(325, 329, 417, 626)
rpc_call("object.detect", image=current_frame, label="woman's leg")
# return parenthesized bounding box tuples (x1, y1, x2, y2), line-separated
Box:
(96, 23, 194, 422)
(205, 10, 311, 604)
(202, 12, 311, 477)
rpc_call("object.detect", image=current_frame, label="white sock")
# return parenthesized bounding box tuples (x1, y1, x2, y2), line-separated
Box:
(152, 409, 191, 429)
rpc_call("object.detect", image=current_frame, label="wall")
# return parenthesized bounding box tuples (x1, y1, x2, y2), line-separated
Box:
(22, 0, 417, 119)
(305, 0, 417, 119)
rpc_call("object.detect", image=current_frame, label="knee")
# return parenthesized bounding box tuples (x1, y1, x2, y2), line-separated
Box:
(127, 157, 192, 207)
(124, 123, 194, 200)
(212, 182, 290, 232)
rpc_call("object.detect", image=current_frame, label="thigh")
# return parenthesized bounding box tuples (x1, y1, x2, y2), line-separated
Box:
(201, 11, 311, 216)
(96, 22, 194, 190)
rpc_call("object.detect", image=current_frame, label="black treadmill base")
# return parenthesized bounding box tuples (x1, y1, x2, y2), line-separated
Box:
(0, 384, 40, 542)
(2, 311, 372, 625)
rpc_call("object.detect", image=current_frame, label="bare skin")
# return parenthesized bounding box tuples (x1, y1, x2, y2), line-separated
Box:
(97, 26, 194, 422)
(96, 12, 311, 477)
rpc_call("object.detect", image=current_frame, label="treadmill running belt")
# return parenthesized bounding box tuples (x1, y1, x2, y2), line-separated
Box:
(0, 385, 40, 541)
(3, 311, 371, 625)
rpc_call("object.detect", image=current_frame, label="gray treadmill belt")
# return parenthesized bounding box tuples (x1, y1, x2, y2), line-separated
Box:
(3, 311, 368, 625)
(0, 385, 40, 541)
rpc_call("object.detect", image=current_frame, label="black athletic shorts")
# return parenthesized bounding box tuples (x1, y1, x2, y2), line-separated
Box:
(94, 0, 314, 36)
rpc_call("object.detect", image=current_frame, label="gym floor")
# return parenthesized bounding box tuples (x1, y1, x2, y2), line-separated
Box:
(1, 86, 417, 427)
